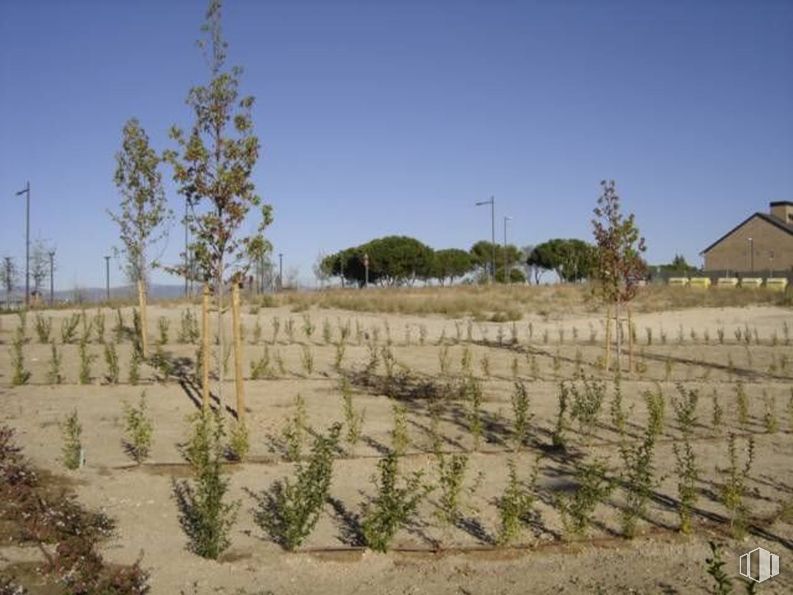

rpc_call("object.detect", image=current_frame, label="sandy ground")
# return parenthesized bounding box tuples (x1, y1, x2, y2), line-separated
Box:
(1, 303, 792, 594)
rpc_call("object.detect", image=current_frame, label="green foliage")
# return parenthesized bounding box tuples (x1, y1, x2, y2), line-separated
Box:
(10, 327, 30, 386)
(430, 248, 475, 285)
(609, 375, 626, 435)
(34, 313, 52, 343)
(557, 459, 613, 539)
(434, 452, 476, 526)
(362, 451, 432, 552)
(110, 117, 171, 284)
(174, 410, 239, 559)
(282, 394, 308, 462)
(552, 382, 570, 449)
(705, 541, 733, 595)
(123, 392, 154, 463)
(226, 419, 249, 462)
(301, 313, 315, 341)
(618, 391, 662, 538)
(47, 341, 63, 385)
(179, 309, 200, 343)
(341, 379, 364, 448)
(324, 236, 435, 286)
(61, 410, 83, 470)
(253, 424, 341, 550)
(249, 346, 272, 379)
(762, 391, 778, 433)
(93, 310, 105, 343)
(526, 238, 596, 282)
(391, 404, 409, 456)
(510, 381, 533, 450)
(671, 385, 699, 534)
(569, 376, 606, 440)
(735, 382, 749, 428)
(128, 347, 141, 385)
(720, 433, 754, 539)
(61, 313, 80, 344)
(497, 458, 537, 545)
(463, 376, 483, 451)
(114, 308, 125, 343)
(104, 341, 120, 384)
(591, 180, 647, 307)
(300, 344, 314, 375)
(157, 316, 170, 346)
(78, 338, 95, 385)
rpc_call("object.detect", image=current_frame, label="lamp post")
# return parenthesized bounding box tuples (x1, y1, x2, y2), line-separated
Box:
(503, 216, 512, 284)
(363, 252, 369, 288)
(104, 256, 111, 302)
(48, 250, 55, 305)
(747, 237, 754, 273)
(278, 253, 283, 291)
(475, 196, 495, 283)
(14, 182, 31, 307)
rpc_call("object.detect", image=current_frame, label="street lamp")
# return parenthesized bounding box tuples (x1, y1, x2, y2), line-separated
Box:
(363, 252, 369, 288)
(503, 216, 512, 284)
(104, 256, 111, 302)
(475, 196, 495, 283)
(48, 250, 55, 306)
(14, 182, 30, 307)
(278, 253, 283, 291)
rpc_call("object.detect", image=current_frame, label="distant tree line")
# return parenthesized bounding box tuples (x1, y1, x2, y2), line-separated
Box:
(318, 235, 604, 287)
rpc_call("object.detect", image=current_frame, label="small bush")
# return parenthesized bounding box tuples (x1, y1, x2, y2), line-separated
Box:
(128, 348, 141, 385)
(497, 458, 537, 545)
(104, 341, 120, 384)
(463, 376, 483, 451)
(720, 433, 754, 539)
(34, 313, 52, 343)
(510, 381, 533, 450)
(179, 309, 199, 343)
(173, 411, 239, 559)
(391, 404, 409, 456)
(123, 392, 153, 463)
(569, 375, 606, 441)
(78, 338, 95, 385)
(552, 382, 570, 450)
(671, 384, 699, 534)
(157, 317, 169, 345)
(61, 313, 80, 344)
(300, 344, 314, 376)
(253, 424, 341, 550)
(61, 410, 83, 470)
(282, 394, 308, 461)
(735, 382, 749, 428)
(47, 341, 63, 385)
(361, 451, 431, 552)
(341, 379, 364, 448)
(226, 419, 250, 462)
(557, 458, 613, 539)
(10, 328, 30, 386)
(249, 346, 272, 379)
(435, 452, 476, 526)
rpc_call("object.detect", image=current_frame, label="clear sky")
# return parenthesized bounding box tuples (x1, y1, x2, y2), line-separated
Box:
(1, 0, 792, 290)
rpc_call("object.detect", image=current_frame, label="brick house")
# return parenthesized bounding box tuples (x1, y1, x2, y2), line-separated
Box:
(702, 201, 793, 275)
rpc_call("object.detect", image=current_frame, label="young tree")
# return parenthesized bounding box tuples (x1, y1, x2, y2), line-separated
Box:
(591, 180, 647, 371)
(430, 248, 474, 285)
(110, 118, 171, 357)
(165, 0, 273, 405)
(1, 256, 19, 304)
(30, 239, 53, 298)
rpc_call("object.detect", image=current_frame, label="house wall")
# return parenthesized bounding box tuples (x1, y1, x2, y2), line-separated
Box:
(704, 216, 793, 273)
(770, 203, 793, 225)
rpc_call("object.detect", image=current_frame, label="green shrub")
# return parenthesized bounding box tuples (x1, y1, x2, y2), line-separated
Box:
(47, 341, 63, 385)
(434, 452, 475, 526)
(552, 382, 570, 450)
(341, 379, 365, 448)
(463, 376, 483, 451)
(282, 394, 308, 461)
(362, 451, 431, 552)
(10, 327, 30, 386)
(93, 310, 105, 343)
(34, 313, 52, 343)
(497, 458, 537, 545)
(227, 419, 249, 462)
(250, 346, 272, 379)
(128, 348, 141, 385)
(300, 344, 314, 376)
(720, 433, 754, 539)
(735, 382, 749, 428)
(510, 381, 533, 450)
(557, 458, 613, 539)
(104, 341, 120, 384)
(569, 375, 606, 441)
(173, 411, 239, 559)
(61, 313, 80, 344)
(123, 392, 153, 463)
(672, 384, 699, 534)
(61, 410, 83, 470)
(78, 338, 95, 385)
(179, 309, 200, 343)
(253, 424, 341, 550)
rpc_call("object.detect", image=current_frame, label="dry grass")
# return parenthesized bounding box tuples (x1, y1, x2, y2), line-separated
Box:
(254, 283, 790, 320)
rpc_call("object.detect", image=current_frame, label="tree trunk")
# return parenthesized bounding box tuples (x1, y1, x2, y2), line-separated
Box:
(232, 283, 245, 421)
(604, 305, 611, 372)
(216, 254, 224, 407)
(201, 284, 211, 410)
(627, 304, 634, 374)
(615, 298, 623, 374)
(137, 279, 148, 359)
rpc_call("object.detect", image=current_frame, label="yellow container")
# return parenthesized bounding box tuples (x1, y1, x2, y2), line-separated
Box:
(716, 277, 739, 288)
(765, 278, 789, 292)
(689, 277, 712, 289)
(668, 277, 689, 287)
(741, 277, 763, 289)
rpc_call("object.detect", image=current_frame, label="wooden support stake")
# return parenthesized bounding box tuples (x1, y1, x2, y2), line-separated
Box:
(137, 279, 149, 359)
(604, 306, 611, 372)
(627, 305, 634, 373)
(202, 285, 211, 410)
(232, 283, 245, 421)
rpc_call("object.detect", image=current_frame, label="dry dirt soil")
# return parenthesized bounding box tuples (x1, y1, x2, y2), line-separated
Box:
(1, 302, 792, 594)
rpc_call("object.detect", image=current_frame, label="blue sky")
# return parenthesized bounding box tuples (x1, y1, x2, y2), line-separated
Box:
(1, 0, 792, 289)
